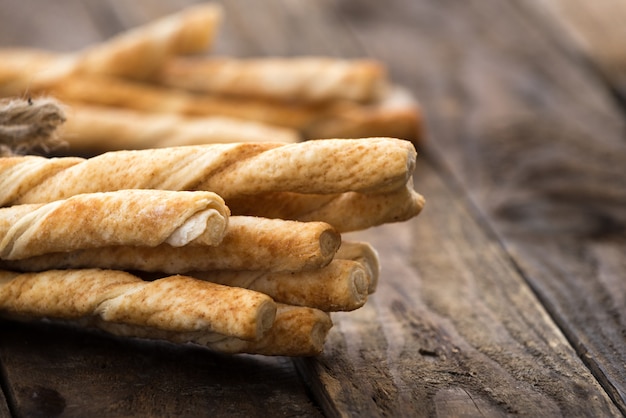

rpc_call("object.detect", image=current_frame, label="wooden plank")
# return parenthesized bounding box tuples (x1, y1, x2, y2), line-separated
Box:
(326, 0, 626, 413)
(296, 160, 620, 417)
(0, 318, 323, 417)
(210, 2, 616, 414)
(219, 0, 364, 58)
(1, 1, 624, 417)
(0, 0, 102, 51)
(0, 385, 9, 418)
(528, 0, 626, 101)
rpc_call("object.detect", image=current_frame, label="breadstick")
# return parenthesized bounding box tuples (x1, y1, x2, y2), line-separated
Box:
(335, 241, 380, 294)
(190, 259, 370, 312)
(158, 56, 387, 103)
(2, 63, 421, 143)
(304, 85, 423, 143)
(0, 189, 228, 260)
(40, 74, 318, 129)
(0, 155, 83, 207)
(0, 216, 340, 273)
(0, 49, 77, 97)
(0, 48, 54, 90)
(88, 303, 332, 356)
(0, 269, 276, 340)
(227, 180, 425, 232)
(0, 4, 222, 92)
(0, 138, 416, 205)
(75, 3, 222, 80)
(59, 105, 299, 155)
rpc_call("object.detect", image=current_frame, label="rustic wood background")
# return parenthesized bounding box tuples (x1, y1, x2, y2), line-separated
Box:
(1, 0, 625, 416)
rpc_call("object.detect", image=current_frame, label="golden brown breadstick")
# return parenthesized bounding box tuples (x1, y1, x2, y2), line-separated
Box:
(88, 303, 332, 356)
(0, 189, 228, 260)
(158, 56, 386, 103)
(1, 138, 416, 205)
(0, 155, 83, 207)
(227, 180, 425, 232)
(75, 3, 222, 80)
(0, 216, 340, 273)
(0, 269, 276, 340)
(335, 241, 380, 294)
(59, 104, 299, 155)
(190, 259, 370, 312)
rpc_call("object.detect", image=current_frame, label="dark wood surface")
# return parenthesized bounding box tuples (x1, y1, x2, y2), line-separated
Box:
(1, 0, 625, 416)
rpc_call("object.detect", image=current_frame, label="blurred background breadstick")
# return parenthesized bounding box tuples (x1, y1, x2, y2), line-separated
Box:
(303, 85, 423, 142)
(26, 74, 420, 142)
(58, 104, 299, 156)
(157, 56, 387, 103)
(40, 74, 323, 130)
(0, 2, 423, 146)
(75, 3, 222, 80)
(0, 3, 222, 94)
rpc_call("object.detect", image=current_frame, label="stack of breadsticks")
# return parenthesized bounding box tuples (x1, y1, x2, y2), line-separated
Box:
(0, 135, 425, 356)
(0, 3, 426, 357)
(0, 3, 422, 156)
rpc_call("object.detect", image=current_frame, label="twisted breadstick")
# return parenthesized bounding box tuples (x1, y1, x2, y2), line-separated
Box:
(0, 269, 276, 340)
(0, 217, 340, 273)
(0, 138, 416, 205)
(0, 155, 82, 207)
(35, 73, 319, 129)
(227, 180, 425, 232)
(75, 3, 222, 80)
(0, 189, 228, 260)
(0, 4, 222, 95)
(158, 56, 387, 103)
(88, 303, 332, 356)
(59, 104, 299, 155)
(190, 259, 370, 312)
(2, 60, 420, 143)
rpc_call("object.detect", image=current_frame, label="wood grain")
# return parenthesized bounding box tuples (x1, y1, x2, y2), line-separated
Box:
(0, 387, 9, 418)
(296, 160, 620, 417)
(327, 0, 626, 413)
(0, 0, 103, 52)
(0, 318, 323, 417)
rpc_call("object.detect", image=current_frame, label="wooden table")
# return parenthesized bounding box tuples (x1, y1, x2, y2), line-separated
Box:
(1, 1, 625, 416)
